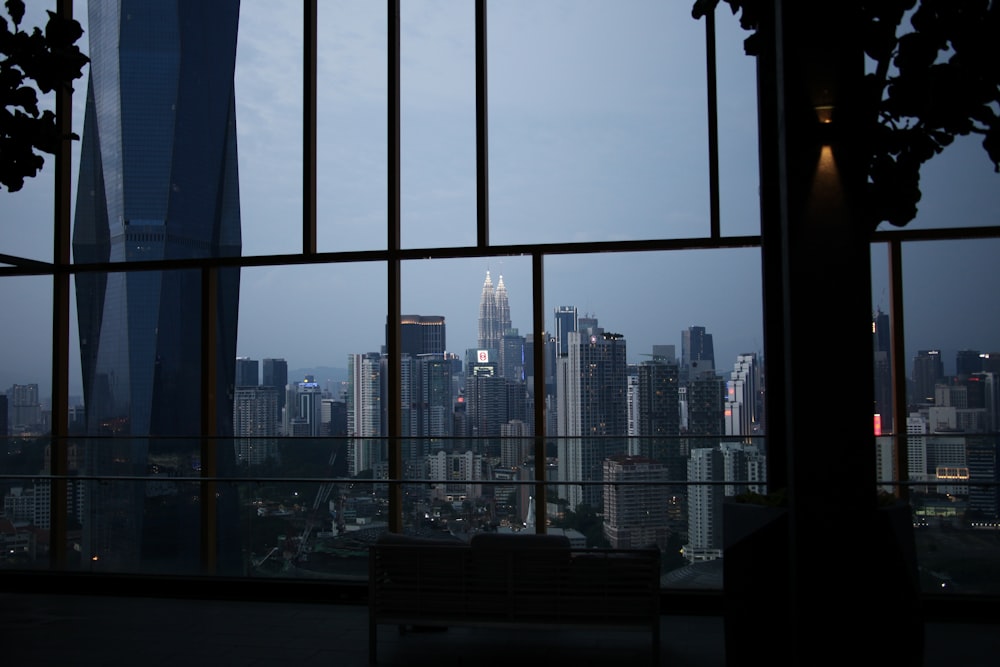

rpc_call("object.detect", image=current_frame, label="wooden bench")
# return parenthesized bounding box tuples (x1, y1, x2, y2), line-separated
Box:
(368, 532, 661, 665)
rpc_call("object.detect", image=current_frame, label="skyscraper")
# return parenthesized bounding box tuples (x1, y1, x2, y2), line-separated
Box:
(347, 353, 384, 476)
(681, 325, 716, 382)
(262, 358, 289, 429)
(235, 357, 260, 388)
(395, 315, 446, 357)
(912, 349, 944, 405)
(873, 309, 893, 432)
(477, 270, 511, 354)
(72, 2, 242, 571)
(556, 321, 628, 510)
(553, 306, 578, 357)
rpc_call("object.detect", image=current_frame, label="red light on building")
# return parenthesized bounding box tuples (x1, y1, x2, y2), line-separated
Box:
(873, 414, 882, 436)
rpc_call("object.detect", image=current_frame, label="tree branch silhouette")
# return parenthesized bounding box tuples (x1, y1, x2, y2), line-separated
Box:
(693, 0, 1000, 229)
(1, 0, 88, 192)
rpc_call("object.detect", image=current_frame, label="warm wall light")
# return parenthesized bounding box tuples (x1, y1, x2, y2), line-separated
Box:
(815, 104, 835, 124)
(815, 104, 835, 144)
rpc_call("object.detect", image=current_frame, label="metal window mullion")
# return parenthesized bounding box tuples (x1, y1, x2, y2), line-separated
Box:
(49, 0, 74, 571)
(476, 0, 489, 248)
(705, 7, 721, 239)
(303, 0, 318, 254)
(387, 0, 403, 532)
(888, 240, 910, 501)
(532, 253, 546, 532)
(200, 266, 219, 573)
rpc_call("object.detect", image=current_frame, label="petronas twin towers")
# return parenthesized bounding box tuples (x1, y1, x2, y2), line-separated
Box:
(477, 270, 512, 353)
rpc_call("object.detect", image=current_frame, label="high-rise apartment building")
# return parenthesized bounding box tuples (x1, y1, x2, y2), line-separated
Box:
(602, 455, 670, 549)
(347, 353, 384, 477)
(684, 446, 724, 563)
(71, 2, 242, 572)
(7, 384, 42, 431)
(725, 353, 761, 439)
(233, 386, 279, 465)
(686, 373, 725, 437)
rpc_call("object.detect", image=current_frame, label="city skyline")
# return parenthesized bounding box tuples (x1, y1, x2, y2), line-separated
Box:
(2, 1, 999, 401)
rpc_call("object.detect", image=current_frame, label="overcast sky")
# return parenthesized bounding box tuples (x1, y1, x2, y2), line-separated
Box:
(2, 1, 998, 399)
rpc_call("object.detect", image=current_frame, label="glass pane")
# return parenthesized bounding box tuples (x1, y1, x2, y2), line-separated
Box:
(544, 249, 763, 589)
(0, 277, 53, 421)
(488, 0, 710, 245)
(317, 1, 389, 253)
(399, 1, 477, 250)
(0, 1, 74, 263)
(715, 11, 760, 237)
(236, 1, 303, 256)
(886, 134, 1000, 232)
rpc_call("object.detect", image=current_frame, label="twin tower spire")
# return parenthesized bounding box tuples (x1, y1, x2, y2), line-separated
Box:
(477, 270, 512, 352)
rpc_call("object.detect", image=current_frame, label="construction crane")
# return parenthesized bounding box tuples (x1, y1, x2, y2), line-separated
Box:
(295, 448, 338, 560)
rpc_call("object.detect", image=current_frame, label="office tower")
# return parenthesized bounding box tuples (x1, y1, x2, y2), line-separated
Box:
(235, 357, 260, 388)
(7, 384, 42, 431)
(681, 326, 715, 382)
(233, 386, 279, 465)
(602, 454, 670, 549)
(981, 353, 1000, 374)
(912, 349, 944, 405)
(466, 348, 498, 377)
(465, 374, 510, 453)
(0, 395, 7, 437)
(72, 2, 242, 572)
(416, 355, 454, 440)
(262, 358, 288, 428)
(684, 446, 725, 563)
(926, 434, 970, 497)
(873, 309, 893, 433)
(396, 315, 446, 357)
(347, 353, 384, 477)
(956, 350, 984, 378)
(287, 377, 324, 437)
(725, 354, 761, 439)
(969, 372, 999, 432)
(966, 438, 998, 520)
(500, 328, 525, 381)
(556, 323, 628, 511)
(553, 306, 578, 358)
(477, 270, 511, 354)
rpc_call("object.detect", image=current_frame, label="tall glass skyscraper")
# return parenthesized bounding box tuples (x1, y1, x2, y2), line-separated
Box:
(72, 2, 242, 573)
(477, 271, 511, 353)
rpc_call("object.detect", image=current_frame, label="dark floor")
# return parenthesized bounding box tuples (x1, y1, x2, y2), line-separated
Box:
(1, 592, 997, 666)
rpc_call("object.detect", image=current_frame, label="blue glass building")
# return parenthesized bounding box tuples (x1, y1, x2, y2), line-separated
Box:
(72, 2, 242, 572)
